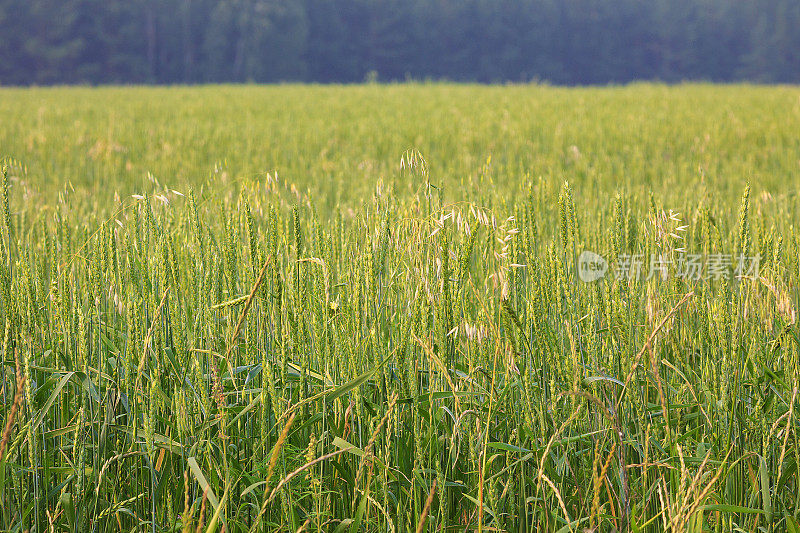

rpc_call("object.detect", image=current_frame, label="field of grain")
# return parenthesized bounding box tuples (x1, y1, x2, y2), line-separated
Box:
(1, 84, 799, 532)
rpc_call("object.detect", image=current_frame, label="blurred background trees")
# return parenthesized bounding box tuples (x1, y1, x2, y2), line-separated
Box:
(0, 0, 798, 85)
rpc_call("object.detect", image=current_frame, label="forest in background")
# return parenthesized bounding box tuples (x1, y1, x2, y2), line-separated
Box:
(1, 0, 799, 85)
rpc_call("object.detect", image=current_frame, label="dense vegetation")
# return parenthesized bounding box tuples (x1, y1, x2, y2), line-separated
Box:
(2, 0, 800, 85)
(1, 84, 799, 531)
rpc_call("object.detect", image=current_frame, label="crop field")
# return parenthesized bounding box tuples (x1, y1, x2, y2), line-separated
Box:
(1, 84, 799, 532)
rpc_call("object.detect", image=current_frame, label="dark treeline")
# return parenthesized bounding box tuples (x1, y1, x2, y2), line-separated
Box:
(1, 0, 798, 86)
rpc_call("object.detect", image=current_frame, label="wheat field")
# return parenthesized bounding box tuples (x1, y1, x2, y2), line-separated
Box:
(1, 84, 799, 532)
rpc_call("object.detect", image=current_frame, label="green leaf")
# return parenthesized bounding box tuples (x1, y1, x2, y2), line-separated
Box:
(759, 454, 773, 522)
(555, 517, 589, 533)
(486, 441, 532, 454)
(332, 437, 364, 457)
(186, 457, 220, 512)
(241, 480, 268, 500)
(348, 493, 368, 533)
(33, 372, 76, 428)
(60, 492, 76, 530)
(583, 375, 625, 388)
(333, 519, 353, 533)
(328, 356, 390, 403)
(698, 504, 764, 514)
